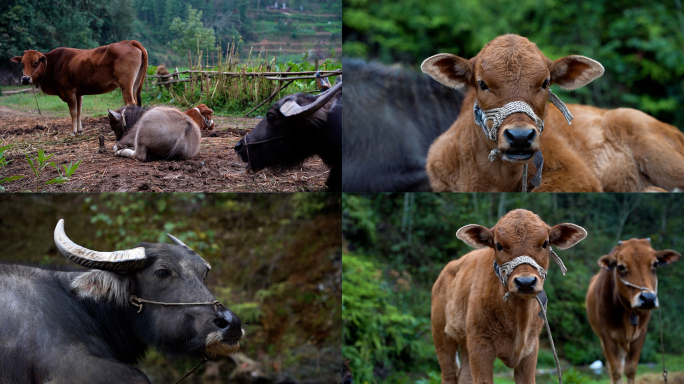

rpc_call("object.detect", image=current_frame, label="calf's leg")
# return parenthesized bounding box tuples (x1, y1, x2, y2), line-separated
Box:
(513, 345, 538, 384)
(76, 95, 83, 134)
(64, 93, 80, 136)
(624, 332, 647, 384)
(466, 337, 495, 384)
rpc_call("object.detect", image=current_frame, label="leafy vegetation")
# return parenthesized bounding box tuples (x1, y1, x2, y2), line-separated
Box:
(343, 193, 684, 383)
(343, 0, 684, 128)
(24, 149, 80, 192)
(0, 144, 24, 191)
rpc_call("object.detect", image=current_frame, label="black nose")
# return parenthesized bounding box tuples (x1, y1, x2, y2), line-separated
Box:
(21, 76, 31, 85)
(514, 276, 537, 293)
(639, 292, 657, 309)
(504, 128, 536, 148)
(214, 308, 242, 339)
(234, 140, 244, 152)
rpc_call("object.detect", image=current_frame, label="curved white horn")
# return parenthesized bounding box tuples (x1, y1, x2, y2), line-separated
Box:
(54, 219, 146, 271)
(279, 81, 342, 120)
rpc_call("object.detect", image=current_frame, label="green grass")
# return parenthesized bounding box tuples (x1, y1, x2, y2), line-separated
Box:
(0, 88, 126, 117)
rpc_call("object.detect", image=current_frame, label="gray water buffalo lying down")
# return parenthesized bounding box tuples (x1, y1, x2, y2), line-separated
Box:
(111, 106, 201, 161)
(234, 81, 342, 191)
(342, 59, 465, 192)
(0, 219, 243, 383)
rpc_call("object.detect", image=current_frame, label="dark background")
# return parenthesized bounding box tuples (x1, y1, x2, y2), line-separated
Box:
(343, 193, 684, 383)
(342, 0, 684, 129)
(0, 193, 341, 384)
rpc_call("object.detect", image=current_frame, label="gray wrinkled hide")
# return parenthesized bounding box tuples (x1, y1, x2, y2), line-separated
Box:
(114, 106, 201, 161)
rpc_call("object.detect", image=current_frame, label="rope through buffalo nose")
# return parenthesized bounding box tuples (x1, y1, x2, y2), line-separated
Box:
(129, 295, 220, 313)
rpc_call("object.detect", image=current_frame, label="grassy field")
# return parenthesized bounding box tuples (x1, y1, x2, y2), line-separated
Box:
(0, 87, 124, 117)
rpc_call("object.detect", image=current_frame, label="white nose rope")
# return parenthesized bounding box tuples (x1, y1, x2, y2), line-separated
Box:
(474, 89, 574, 192)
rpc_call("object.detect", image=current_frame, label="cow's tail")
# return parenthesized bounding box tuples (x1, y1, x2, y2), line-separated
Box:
(130, 40, 148, 107)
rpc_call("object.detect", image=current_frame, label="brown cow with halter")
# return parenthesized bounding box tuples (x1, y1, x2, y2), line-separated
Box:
(10, 41, 148, 136)
(586, 239, 681, 384)
(432, 209, 587, 383)
(421, 34, 684, 192)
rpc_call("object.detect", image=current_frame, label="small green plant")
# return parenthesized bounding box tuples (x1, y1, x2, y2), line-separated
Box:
(25, 149, 81, 192)
(0, 144, 25, 191)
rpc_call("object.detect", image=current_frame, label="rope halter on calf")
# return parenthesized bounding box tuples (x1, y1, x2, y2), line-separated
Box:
(492, 248, 567, 383)
(474, 89, 574, 192)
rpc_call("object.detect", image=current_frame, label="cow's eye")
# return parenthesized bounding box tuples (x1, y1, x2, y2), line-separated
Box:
(478, 80, 489, 91)
(541, 79, 549, 89)
(495, 242, 503, 251)
(542, 240, 549, 249)
(617, 265, 626, 272)
(266, 114, 275, 123)
(155, 269, 172, 278)
(33, 61, 38, 67)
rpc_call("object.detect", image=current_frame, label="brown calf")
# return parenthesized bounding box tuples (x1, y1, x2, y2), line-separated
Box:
(421, 34, 684, 192)
(10, 41, 148, 135)
(432, 209, 587, 383)
(184, 104, 215, 131)
(586, 239, 681, 384)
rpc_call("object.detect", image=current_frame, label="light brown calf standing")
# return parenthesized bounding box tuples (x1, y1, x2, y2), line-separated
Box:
(586, 239, 681, 384)
(432, 209, 587, 384)
(421, 34, 684, 192)
(10, 41, 148, 136)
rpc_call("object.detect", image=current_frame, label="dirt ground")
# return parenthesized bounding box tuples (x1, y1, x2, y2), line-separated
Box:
(0, 107, 329, 192)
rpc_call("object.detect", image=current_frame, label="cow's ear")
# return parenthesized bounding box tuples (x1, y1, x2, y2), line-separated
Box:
(10, 56, 22, 63)
(655, 250, 682, 266)
(456, 224, 493, 249)
(549, 223, 587, 250)
(71, 270, 130, 307)
(598, 255, 616, 270)
(549, 55, 604, 90)
(39, 55, 46, 63)
(421, 53, 475, 90)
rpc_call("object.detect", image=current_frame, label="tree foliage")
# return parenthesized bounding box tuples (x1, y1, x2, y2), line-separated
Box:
(343, 0, 684, 128)
(169, 6, 216, 57)
(343, 193, 684, 382)
(0, 0, 135, 61)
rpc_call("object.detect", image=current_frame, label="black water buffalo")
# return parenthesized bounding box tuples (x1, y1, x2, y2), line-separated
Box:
(341, 60, 465, 192)
(0, 220, 243, 383)
(234, 81, 342, 191)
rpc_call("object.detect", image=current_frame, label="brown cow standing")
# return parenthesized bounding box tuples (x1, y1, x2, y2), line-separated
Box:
(10, 41, 148, 136)
(432, 209, 587, 383)
(421, 34, 684, 192)
(586, 239, 681, 384)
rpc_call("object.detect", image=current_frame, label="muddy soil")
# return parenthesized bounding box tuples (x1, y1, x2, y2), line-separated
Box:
(0, 109, 329, 192)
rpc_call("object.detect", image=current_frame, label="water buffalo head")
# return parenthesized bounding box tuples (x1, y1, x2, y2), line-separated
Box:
(54, 219, 243, 358)
(421, 35, 604, 163)
(107, 105, 148, 141)
(457, 209, 586, 299)
(11, 50, 48, 86)
(598, 238, 681, 310)
(233, 81, 342, 172)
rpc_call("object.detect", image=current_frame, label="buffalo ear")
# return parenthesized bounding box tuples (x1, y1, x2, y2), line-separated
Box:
(656, 249, 682, 266)
(549, 223, 587, 250)
(107, 109, 121, 121)
(71, 270, 130, 307)
(10, 56, 22, 63)
(598, 255, 616, 270)
(549, 55, 604, 90)
(456, 224, 493, 249)
(421, 53, 475, 90)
